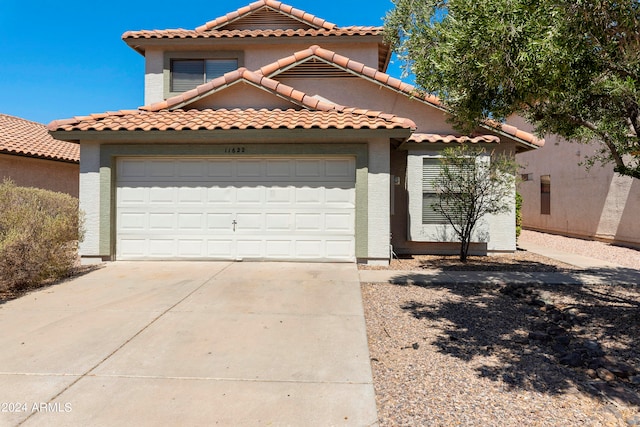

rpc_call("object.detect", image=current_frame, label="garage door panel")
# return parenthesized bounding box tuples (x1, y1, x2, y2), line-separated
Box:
(326, 240, 354, 259)
(177, 213, 205, 231)
(119, 159, 147, 178)
(177, 239, 204, 257)
(295, 159, 322, 178)
(236, 186, 263, 203)
(266, 187, 293, 203)
(237, 160, 262, 177)
(119, 213, 146, 231)
(325, 186, 355, 205)
(148, 187, 175, 203)
(325, 213, 354, 232)
(148, 160, 175, 177)
(116, 157, 355, 261)
(265, 213, 292, 231)
(207, 213, 234, 231)
(119, 238, 147, 258)
(149, 213, 175, 231)
(177, 160, 206, 177)
(295, 240, 323, 258)
(325, 159, 354, 178)
(207, 187, 234, 203)
(237, 240, 264, 258)
(177, 187, 205, 203)
(295, 187, 323, 204)
(236, 213, 263, 231)
(207, 160, 233, 177)
(265, 240, 292, 258)
(119, 187, 148, 204)
(207, 239, 234, 257)
(266, 159, 292, 177)
(149, 239, 175, 257)
(295, 213, 322, 231)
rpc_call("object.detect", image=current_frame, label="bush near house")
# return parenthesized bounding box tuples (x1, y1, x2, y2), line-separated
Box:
(516, 191, 523, 240)
(0, 180, 83, 290)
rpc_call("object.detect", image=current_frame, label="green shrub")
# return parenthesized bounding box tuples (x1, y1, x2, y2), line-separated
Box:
(515, 191, 523, 240)
(0, 180, 84, 290)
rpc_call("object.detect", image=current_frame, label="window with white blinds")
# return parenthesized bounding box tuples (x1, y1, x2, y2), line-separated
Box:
(171, 59, 238, 92)
(422, 158, 449, 224)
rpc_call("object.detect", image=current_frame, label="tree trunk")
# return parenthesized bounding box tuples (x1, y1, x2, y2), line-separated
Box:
(459, 237, 469, 262)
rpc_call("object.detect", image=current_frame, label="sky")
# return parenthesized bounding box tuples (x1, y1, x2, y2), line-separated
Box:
(0, 0, 406, 125)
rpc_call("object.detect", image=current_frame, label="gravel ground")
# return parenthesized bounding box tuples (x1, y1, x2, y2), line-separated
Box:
(362, 231, 640, 426)
(519, 230, 640, 270)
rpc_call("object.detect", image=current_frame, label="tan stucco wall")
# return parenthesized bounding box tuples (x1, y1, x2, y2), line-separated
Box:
(144, 42, 382, 105)
(189, 83, 294, 110)
(278, 77, 454, 133)
(0, 153, 79, 197)
(513, 116, 640, 248)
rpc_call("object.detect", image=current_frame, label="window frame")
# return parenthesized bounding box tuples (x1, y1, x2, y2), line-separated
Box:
(163, 51, 244, 99)
(422, 157, 450, 225)
(407, 150, 492, 243)
(540, 174, 551, 215)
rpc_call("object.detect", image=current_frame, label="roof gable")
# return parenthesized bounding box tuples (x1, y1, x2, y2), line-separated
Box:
(195, 0, 335, 32)
(136, 66, 416, 130)
(255, 46, 544, 149)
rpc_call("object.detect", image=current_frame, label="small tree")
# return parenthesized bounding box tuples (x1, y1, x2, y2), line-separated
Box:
(432, 146, 518, 262)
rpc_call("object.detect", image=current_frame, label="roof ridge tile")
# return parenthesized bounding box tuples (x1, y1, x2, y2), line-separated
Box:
(194, 0, 336, 33)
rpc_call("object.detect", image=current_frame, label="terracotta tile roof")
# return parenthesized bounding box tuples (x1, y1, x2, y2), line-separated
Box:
(48, 108, 415, 134)
(195, 0, 336, 32)
(256, 45, 545, 148)
(408, 133, 501, 144)
(139, 67, 416, 129)
(122, 26, 382, 40)
(0, 114, 79, 163)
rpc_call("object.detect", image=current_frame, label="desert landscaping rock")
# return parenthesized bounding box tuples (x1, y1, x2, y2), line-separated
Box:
(361, 230, 639, 425)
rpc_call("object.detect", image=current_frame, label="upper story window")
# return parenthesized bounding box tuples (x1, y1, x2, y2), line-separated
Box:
(170, 58, 238, 92)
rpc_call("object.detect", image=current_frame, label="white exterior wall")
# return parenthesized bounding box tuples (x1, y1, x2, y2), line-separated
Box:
(78, 141, 101, 259)
(144, 49, 164, 105)
(367, 138, 390, 263)
(487, 190, 516, 252)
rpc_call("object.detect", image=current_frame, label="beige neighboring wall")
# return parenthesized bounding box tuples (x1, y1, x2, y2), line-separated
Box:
(0, 153, 79, 197)
(513, 115, 640, 248)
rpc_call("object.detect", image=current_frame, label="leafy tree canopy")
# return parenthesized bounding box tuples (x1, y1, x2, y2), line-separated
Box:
(385, 0, 640, 178)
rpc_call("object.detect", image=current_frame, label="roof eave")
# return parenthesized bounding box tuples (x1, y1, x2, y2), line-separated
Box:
(47, 127, 413, 143)
(121, 33, 383, 54)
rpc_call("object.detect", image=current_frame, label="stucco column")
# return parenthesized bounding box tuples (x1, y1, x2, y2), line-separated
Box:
(144, 49, 164, 105)
(367, 138, 391, 263)
(78, 141, 102, 262)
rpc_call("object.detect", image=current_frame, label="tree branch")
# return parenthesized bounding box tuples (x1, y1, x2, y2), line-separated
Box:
(567, 114, 627, 171)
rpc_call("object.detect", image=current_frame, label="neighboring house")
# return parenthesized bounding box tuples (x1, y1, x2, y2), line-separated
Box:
(513, 116, 640, 249)
(0, 113, 79, 197)
(49, 0, 542, 264)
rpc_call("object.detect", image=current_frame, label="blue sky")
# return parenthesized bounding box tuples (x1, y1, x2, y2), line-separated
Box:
(0, 0, 405, 125)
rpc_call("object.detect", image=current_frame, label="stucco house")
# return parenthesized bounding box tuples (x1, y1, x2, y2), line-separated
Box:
(0, 113, 79, 197)
(49, 0, 542, 264)
(514, 116, 640, 249)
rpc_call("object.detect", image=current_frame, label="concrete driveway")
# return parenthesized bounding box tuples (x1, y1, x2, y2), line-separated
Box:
(0, 262, 377, 426)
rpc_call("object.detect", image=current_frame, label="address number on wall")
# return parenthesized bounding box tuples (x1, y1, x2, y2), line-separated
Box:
(224, 147, 246, 154)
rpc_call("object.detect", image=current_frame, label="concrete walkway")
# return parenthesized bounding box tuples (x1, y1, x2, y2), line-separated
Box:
(360, 245, 640, 286)
(0, 262, 376, 427)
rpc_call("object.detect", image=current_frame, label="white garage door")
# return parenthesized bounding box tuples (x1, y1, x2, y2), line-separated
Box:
(116, 157, 356, 261)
